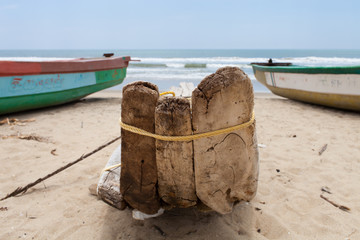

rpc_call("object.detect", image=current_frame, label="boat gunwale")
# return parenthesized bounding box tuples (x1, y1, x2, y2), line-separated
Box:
(0, 56, 131, 77)
(251, 64, 360, 74)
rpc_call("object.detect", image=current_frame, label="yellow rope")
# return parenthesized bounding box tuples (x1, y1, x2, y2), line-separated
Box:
(119, 111, 255, 142)
(102, 92, 175, 173)
(160, 91, 175, 97)
(102, 163, 121, 173)
(104, 91, 254, 172)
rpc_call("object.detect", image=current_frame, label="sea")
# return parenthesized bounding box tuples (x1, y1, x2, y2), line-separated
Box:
(2, 49, 360, 93)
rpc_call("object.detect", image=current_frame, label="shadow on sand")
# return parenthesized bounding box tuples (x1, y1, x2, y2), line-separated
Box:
(100, 202, 257, 240)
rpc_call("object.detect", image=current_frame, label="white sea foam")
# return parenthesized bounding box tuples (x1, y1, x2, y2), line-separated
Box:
(150, 56, 340, 66)
(127, 72, 207, 80)
(166, 63, 184, 68)
(127, 56, 360, 92)
(207, 63, 252, 69)
(133, 57, 269, 64)
(169, 82, 196, 97)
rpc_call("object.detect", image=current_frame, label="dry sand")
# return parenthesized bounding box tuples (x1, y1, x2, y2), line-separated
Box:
(0, 90, 359, 240)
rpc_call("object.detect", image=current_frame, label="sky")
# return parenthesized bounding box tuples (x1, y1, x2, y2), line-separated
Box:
(1, 0, 359, 49)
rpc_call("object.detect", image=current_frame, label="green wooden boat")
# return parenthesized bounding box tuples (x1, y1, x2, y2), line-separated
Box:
(0, 55, 131, 115)
(251, 60, 360, 111)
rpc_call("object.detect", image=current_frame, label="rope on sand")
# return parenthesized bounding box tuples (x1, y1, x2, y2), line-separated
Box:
(0, 136, 121, 201)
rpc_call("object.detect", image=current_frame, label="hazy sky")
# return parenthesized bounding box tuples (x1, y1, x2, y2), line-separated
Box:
(1, 0, 359, 49)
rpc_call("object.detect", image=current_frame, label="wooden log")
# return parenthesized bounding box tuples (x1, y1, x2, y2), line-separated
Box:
(97, 145, 126, 210)
(192, 67, 259, 214)
(155, 97, 197, 208)
(120, 81, 160, 214)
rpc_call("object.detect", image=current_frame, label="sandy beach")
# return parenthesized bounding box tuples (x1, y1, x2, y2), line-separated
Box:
(0, 90, 359, 240)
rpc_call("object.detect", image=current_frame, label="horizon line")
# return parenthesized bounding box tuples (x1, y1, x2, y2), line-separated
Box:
(1, 48, 360, 51)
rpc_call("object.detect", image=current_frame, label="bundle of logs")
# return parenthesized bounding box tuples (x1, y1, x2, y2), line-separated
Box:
(98, 67, 259, 215)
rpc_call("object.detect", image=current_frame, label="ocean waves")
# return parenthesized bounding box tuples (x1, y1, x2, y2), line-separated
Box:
(126, 55, 360, 92)
(2, 51, 360, 93)
(130, 57, 268, 68)
(131, 63, 167, 68)
(130, 56, 360, 68)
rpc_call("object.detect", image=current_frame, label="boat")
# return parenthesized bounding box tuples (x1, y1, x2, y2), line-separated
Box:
(0, 55, 131, 115)
(251, 60, 360, 111)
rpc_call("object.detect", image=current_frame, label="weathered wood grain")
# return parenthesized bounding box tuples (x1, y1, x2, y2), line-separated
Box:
(120, 81, 160, 214)
(97, 146, 126, 210)
(192, 67, 259, 214)
(155, 97, 197, 208)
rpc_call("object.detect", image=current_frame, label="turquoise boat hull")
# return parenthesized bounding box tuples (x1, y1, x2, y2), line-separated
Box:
(0, 56, 130, 115)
